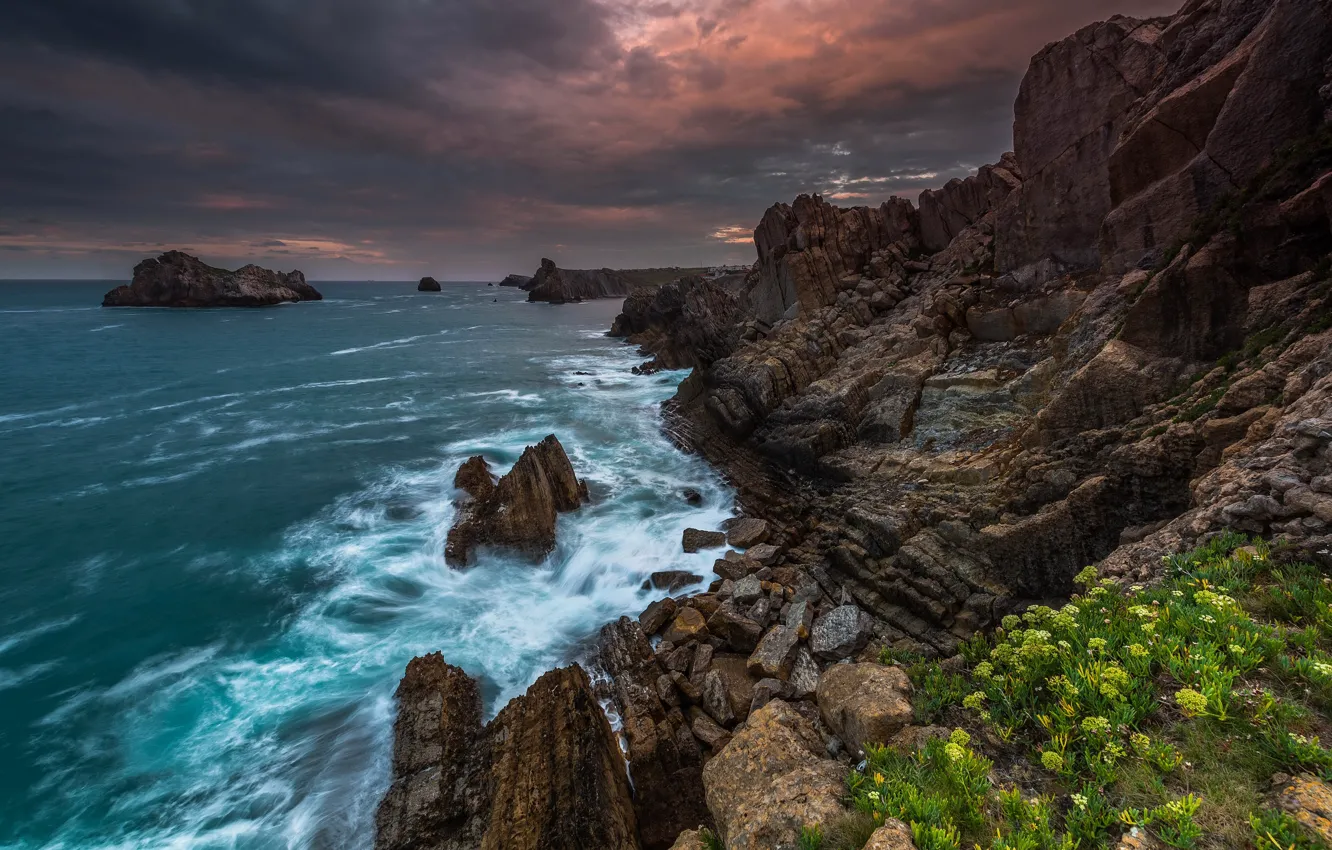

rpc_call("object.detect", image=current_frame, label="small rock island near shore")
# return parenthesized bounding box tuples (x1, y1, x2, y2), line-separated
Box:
(417, 276, 441, 292)
(444, 434, 589, 566)
(102, 251, 322, 308)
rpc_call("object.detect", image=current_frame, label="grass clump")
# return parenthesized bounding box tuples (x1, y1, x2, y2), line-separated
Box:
(843, 533, 1332, 849)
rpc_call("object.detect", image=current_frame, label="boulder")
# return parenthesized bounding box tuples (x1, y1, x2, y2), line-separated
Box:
(683, 528, 727, 552)
(726, 518, 771, 548)
(375, 656, 638, 850)
(103, 251, 322, 308)
(701, 700, 846, 850)
(643, 571, 704, 593)
(444, 435, 588, 566)
(816, 663, 914, 751)
(747, 626, 801, 680)
(865, 819, 918, 850)
(417, 276, 441, 292)
(1277, 774, 1332, 845)
(809, 605, 874, 661)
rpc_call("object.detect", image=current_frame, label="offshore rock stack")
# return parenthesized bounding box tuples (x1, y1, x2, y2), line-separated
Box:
(380, 0, 1332, 847)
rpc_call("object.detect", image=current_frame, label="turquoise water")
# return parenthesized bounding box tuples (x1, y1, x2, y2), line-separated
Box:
(0, 282, 732, 848)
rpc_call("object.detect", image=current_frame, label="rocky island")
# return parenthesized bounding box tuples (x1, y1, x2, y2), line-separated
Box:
(102, 251, 322, 308)
(379, 0, 1332, 848)
(417, 276, 441, 292)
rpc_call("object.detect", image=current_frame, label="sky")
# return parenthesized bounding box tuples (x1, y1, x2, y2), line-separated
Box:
(0, 0, 1180, 280)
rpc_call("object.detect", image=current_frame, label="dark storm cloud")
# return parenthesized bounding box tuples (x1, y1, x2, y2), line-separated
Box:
(0, 0, 1182, 279)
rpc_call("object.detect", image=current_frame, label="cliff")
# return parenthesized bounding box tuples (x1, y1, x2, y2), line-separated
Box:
(633, 0, 1332, 659)
(381, 0, 1332, 847)
(102, 251, 322, 307)
(526, 258, 635, 303)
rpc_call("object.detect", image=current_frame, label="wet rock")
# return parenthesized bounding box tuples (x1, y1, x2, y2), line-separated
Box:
(103, 251, 322, 308)
(375, 657, 637, 850)
(707, 605, 763, 653)
(453, 455, 496, 500)
(682, 488, 704, 505)
(727, 518, 771, 548)
(683, 528, 727, 553)
(643, 571, 705, 593)
(817, 663, 914, 751)
(747, 625, 800, 680)
(640, 598, 679, 635)
(417, 276, 441, 292)
(444, 435, 588, 566)
(750, 677, 795, 714)
(809, 605, 874, 661)
(701, 700, 846, 850)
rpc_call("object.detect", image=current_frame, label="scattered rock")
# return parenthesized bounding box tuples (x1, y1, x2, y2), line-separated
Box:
(643, 571, 705, 593)
(864, 819, 918, 850)
(683, 528, 728, 552)
(747, 626, 801, 680)
(375, 656, 637, 850)
(1277, 774, 1332, 844)
(809, 605, 875, 661)
(641, 598, 679, 635)
(663, 607, 710, 644)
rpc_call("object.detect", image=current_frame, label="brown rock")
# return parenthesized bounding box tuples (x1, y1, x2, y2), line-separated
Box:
(375, 658, 638, 850)
(597, 617, 709, 850)
(453, 456, 496, 500)
(817, 663, 914, 751)
(644, 571, 705, 593)
(445, 435, 588, 566)
(701, 700, 846, 850)
(663, 607, 710, 644)
(747, 626, 801, 680)
(727, 518, 772, 548)
(683, 528, 727, 552)
(864, 819, 918, 850)
(707, 605, 763, 653)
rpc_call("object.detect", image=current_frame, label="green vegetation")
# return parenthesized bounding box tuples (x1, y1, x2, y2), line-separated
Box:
(840, 535, 1332, 849)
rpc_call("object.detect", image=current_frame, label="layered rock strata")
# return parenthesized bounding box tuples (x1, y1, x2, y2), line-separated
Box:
(375, 655, 638, 850)
(102, 251, 322, 307)
(526, 258, 634, 303)
(445, 435, 589, 566)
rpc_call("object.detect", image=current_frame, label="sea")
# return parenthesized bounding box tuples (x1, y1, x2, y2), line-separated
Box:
(0, 281, 733, 848)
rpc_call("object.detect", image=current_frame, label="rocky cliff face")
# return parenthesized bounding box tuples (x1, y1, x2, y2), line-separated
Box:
(637, 0, 1332, 657)
(102, 251, 322, 307)
(498, 273, 533, 288)
(609, 274, 748, 370)
(526, 258, 635, 303)
(375, 656, 639, 850)
(445, 435, 589, 566)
